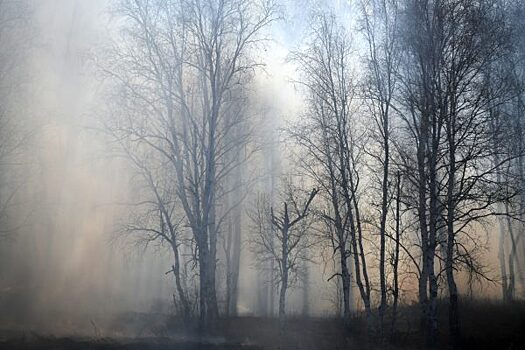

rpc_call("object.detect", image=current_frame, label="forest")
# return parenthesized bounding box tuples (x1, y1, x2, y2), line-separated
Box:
(0, 0, 525, 349)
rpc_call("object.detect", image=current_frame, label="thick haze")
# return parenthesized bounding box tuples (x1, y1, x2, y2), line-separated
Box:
(0, 0, 519, 336)
(0, 0, 334, 331)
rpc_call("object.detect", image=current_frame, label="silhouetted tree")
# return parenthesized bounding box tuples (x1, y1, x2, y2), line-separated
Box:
(360, 0, 401, 336)
(290, 12, 372, 328)
(250, 181, 317, 330)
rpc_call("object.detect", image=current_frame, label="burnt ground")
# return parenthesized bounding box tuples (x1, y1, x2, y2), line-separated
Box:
(0, 336, 258, 350)
(0, 299, 524, 349)
(0, 318, 383, 350)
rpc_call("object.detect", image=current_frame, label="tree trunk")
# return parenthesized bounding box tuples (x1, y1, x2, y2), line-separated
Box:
(198, 236, 210, 330)
(505, 203, 517, 301)
(279, 275, 287, 330)
(498, 214, 509, 302)
(379, 111, 390, 338)
(208, 203, 219, 322)
(279, 225, 289, 331)
(341, 242, 352, 327)
(446, 259, 460, 349)
(302, 261, 309, 317)
(446, 142, 460, 348)
(229, 160, 242, 316)
(171, 242, 190, 321)
(391, 172, 401, 339)
(427, 124, 441, 348)
(350, 175, 373, 329)
(228, 211, 241, 316)
(446, 220, 460, 347)
(416, 105, 430, 335)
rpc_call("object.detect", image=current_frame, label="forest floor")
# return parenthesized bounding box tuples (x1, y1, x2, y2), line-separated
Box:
(0, 319, 395, 350)
(0, 299, 524, 349)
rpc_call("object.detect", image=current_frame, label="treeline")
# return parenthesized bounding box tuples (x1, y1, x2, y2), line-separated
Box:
(288, 1, 525, 347)
(99, 0, 525, 348)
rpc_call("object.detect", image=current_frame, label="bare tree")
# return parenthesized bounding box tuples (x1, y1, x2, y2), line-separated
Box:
(360, 0, 401, 337)
(290, 12, 372, 328)
(396, 0, 517, 346)
(102, 0, 277, 329)
(249, 182, 318, 330)
(221, 107, 247, 317)
(490, 0, 525, 303)
(110, 137, 195, 321)
(426, 1, 513, 345)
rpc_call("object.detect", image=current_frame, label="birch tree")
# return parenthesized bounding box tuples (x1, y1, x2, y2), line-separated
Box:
(438, 1, 513, 343)
(493, 0, 525, 303)
(398, 1, 517, 346)
(290, 12, 372, 328)
(360, 0, 401, 336)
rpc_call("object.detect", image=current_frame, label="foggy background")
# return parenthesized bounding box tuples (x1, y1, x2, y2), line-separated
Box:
(0, 0, 516, 336)
(0, 0, 332, 332)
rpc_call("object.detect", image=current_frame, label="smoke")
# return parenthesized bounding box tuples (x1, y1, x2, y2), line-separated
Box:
(0, 0, 520, 337)
(0, 0, 174, 333)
